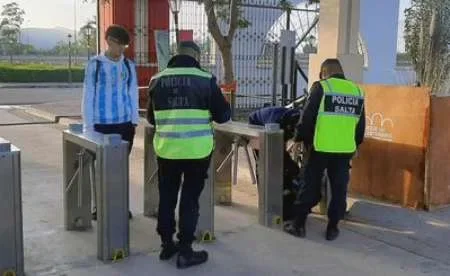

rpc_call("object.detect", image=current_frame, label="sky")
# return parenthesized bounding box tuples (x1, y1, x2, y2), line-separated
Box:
(1, 0, 412, 30)
(1, 0, 411, 50)
(0, 0, 97, 30)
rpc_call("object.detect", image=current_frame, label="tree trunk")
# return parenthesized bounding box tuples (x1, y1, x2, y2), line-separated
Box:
(219, 43, 234, 84)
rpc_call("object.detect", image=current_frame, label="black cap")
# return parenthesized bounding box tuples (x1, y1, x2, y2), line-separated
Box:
(178, 41, 201, 55)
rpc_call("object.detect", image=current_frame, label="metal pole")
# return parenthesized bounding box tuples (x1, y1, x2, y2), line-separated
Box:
(258, 125, 284, 229)
(96, 0, 101, 54)
(296, 61, 309, 84)
(292, 59, 298, 101)
(271, 43, 279, 106)
(295, 16, 319, 50)
(280, 46, 287, 106)
(87, 31, 91, 60)
(68, 35, 72, 84)
(289, 47, 296, 101)
(73, 0, 78, 65)
(0, 138, 24, 276)
(174, 11, 180, 49)
(286, 9, 291, 30)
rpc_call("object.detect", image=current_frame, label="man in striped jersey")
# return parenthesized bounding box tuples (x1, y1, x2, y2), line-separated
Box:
(81, 24, 139, 220)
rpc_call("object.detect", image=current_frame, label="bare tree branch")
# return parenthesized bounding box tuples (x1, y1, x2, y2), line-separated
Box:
(227, 0, 239, 41)
(203, 0, 227, 46)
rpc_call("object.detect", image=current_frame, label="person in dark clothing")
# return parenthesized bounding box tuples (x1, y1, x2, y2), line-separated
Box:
(147, 41, 231, 269)
(286, 58, 365, 241)
(248, 107, 301, 221)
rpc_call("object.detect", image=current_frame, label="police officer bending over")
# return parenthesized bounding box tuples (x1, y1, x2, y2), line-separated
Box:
(286, 58, 365, 241)
(248, 106, 301, 222)
(147, 41, 231, 268)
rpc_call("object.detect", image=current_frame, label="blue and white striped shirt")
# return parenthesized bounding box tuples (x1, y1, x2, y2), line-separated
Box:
(82, 53, 140, 131)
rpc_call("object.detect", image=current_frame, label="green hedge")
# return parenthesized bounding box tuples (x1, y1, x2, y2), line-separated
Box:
(0, 63, 84, 83)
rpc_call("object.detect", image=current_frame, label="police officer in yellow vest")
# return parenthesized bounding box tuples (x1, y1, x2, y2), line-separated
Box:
(287, 59, 365, 241)
(147, 41, 230, 269)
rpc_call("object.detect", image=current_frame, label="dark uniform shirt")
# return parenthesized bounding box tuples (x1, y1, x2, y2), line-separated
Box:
(146, 55, 231, 125)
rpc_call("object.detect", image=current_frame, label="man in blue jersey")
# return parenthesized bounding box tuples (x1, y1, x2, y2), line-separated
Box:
(81, 24, 139, 220)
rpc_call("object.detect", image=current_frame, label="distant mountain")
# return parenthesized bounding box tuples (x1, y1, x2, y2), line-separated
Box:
(20, 27, 74, 50)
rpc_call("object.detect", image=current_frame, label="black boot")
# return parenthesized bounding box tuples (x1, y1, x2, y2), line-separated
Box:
(326, 222, 340, 241)
(285, 223, 306, 238)
(285, 215, 306, 238)
(159, 242, 179, 260)
(176, 247, 208, 269)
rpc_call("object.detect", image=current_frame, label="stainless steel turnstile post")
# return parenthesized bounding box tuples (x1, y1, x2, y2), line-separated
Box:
(63, 124, 130, 262)
(213, 122, 285, 230)
(0, 138, 24, 276)
(144, 125, 215, 242)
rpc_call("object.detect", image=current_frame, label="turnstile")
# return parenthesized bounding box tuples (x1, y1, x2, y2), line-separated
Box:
(144, 125, 215, 242)
(143, 121, 284, 242)
(0, 138, 24, 276)
(213, 122, 284, 229)
(63, 124, 130, 262)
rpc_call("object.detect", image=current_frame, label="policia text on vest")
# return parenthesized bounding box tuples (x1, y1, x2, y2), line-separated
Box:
(150, 67, 221, 160)
(324, 94, 363, 115)
(161, 76, 192, 108)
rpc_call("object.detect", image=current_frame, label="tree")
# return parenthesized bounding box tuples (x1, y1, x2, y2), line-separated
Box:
(12, 43, 36, 55)
(404, 0, 450, 94)
(203, 0, 250, 84)
(0, 2, 25, 62)
(79, 19, 97, 58)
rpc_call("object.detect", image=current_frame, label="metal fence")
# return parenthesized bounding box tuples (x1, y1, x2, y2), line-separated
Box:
(170, 0, 320, 113)
(0, 55, 88, 66)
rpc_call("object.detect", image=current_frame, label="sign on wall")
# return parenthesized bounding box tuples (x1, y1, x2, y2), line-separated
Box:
(154, 30, 170, 71)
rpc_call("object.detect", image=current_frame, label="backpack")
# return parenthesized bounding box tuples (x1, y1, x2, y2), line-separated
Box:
(94, 58, 132, 89)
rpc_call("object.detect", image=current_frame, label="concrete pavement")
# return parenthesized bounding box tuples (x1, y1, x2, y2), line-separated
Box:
(0, 87, 81, 106)
(1, 98, 450, 275)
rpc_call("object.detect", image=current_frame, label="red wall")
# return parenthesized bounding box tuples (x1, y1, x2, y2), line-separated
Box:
(99, 0, 169, 107)
(99, 0, 135, 59)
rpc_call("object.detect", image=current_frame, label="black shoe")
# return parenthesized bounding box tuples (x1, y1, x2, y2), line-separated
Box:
(159, 242, 179, 260)
(176, 250, 209, 269)
(92, 210, 133, 221)
(284, 223, 306, 238)
(344, 211, 350, 220)
(326, 224, 340, 241)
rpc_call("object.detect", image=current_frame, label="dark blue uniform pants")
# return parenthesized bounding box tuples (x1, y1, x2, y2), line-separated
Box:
(295, 151, 351, 225)
(156, 156, 211, 248)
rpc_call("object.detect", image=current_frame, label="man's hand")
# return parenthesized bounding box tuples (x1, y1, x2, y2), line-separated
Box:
(287, 141, 302, 158)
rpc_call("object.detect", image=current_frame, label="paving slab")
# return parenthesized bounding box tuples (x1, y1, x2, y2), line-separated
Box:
(1, 100, 450, 275)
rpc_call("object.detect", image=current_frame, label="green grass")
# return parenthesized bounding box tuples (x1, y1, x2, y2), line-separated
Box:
(0, 63, 85, 83)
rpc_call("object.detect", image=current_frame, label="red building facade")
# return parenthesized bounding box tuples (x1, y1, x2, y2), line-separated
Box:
(99, 0, 169, 108)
